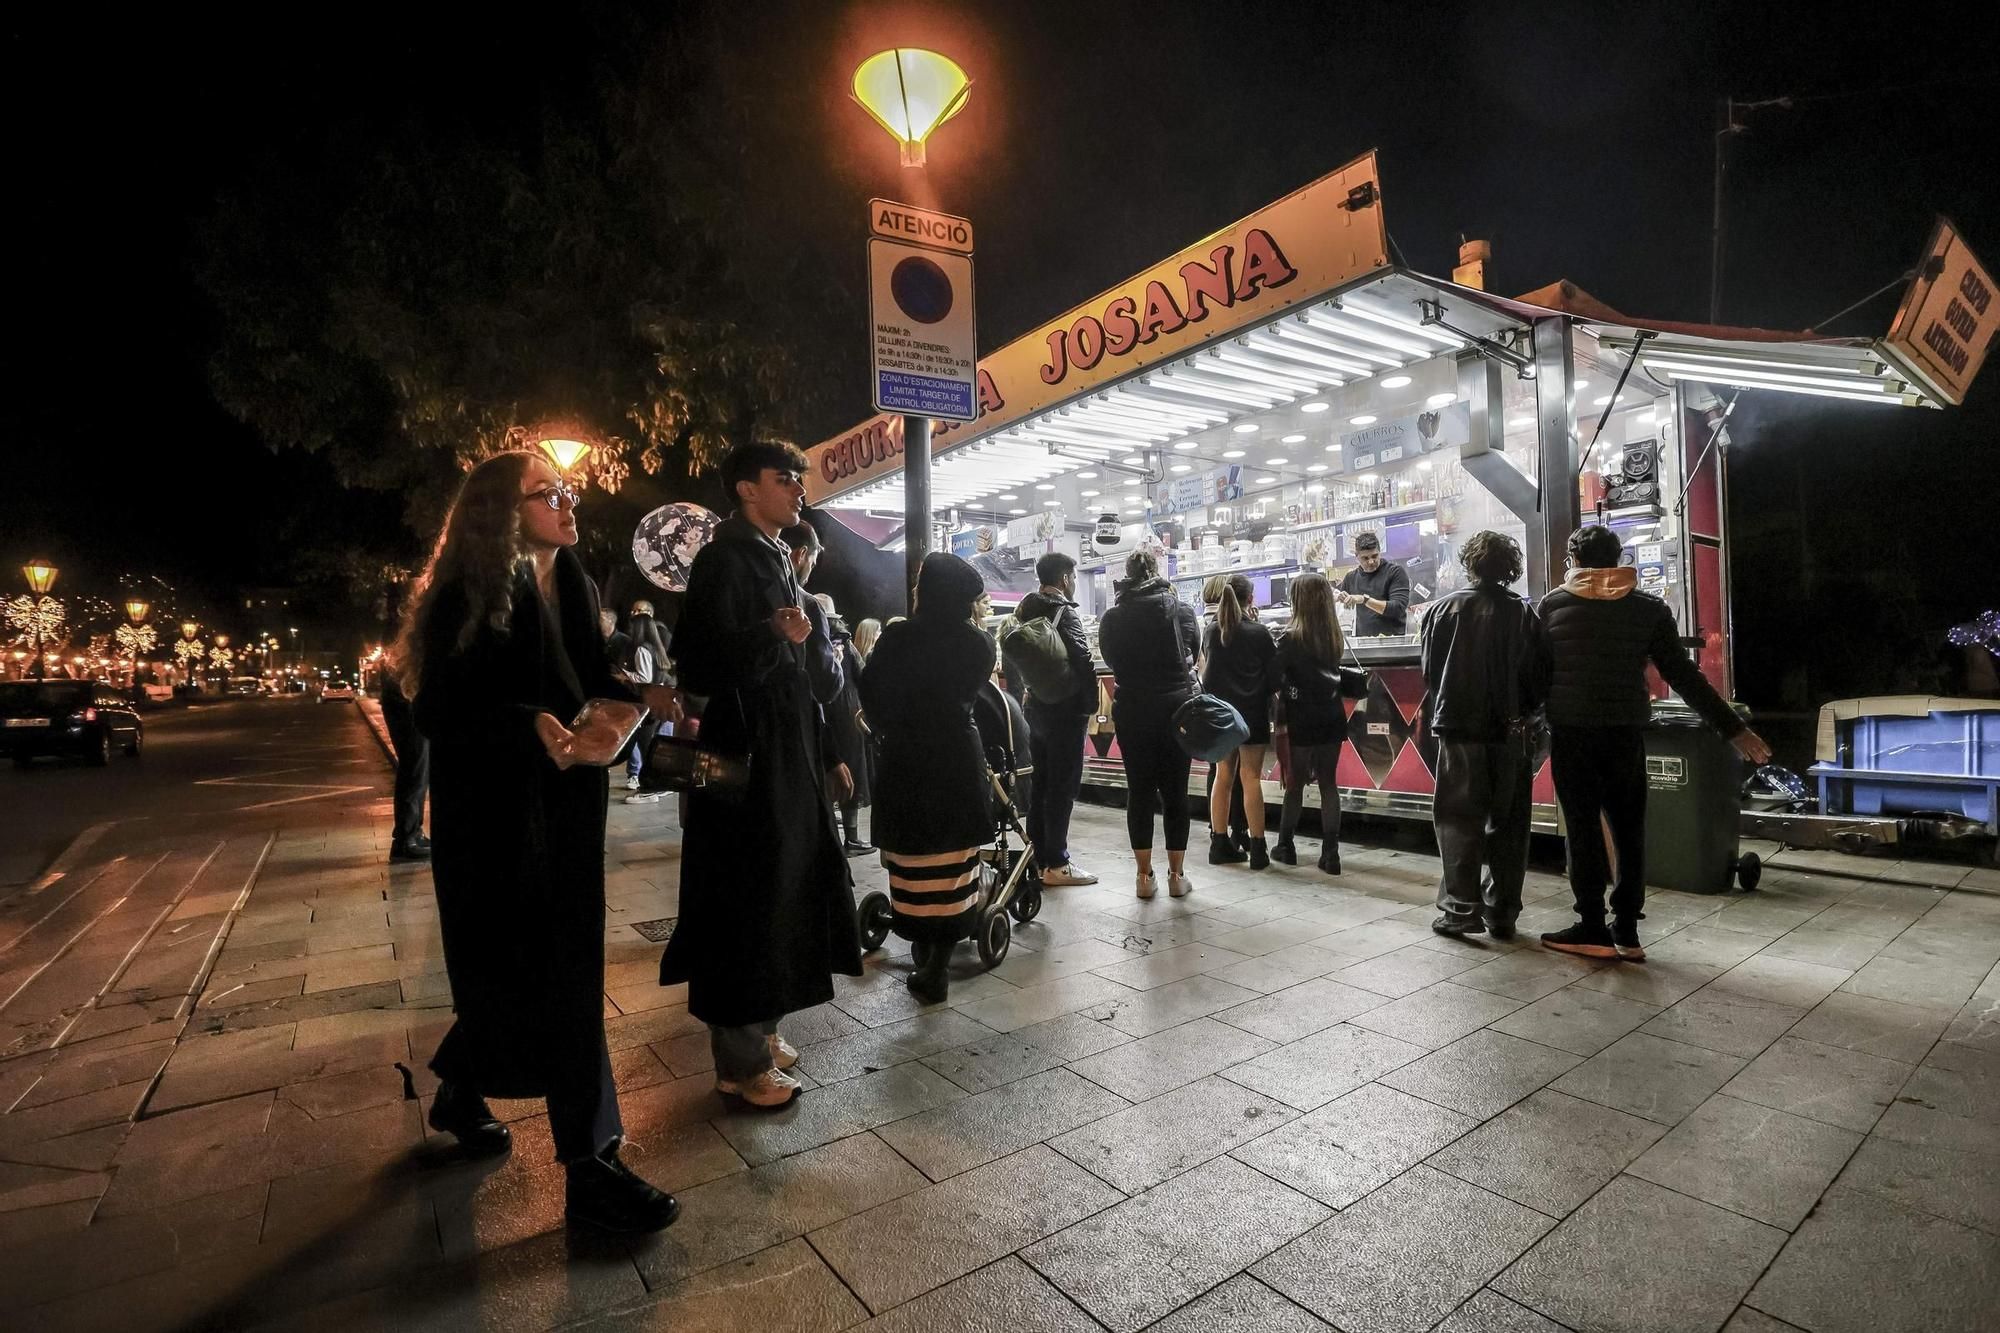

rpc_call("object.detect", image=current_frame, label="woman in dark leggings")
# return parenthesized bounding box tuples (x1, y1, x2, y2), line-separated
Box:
(1098, 549, 1202, 899)
(1274, 573, 1355, 874)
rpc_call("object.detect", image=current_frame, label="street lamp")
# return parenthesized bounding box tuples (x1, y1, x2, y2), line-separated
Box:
(8, 560, 64, 678)
(851, 48, 971, 167)
(536, 437, 593, 476)
(116, 601, 156, 686)
(23, 560, 57, 596)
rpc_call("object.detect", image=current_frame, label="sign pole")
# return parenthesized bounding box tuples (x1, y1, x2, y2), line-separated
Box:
(903, 414, 932, 612)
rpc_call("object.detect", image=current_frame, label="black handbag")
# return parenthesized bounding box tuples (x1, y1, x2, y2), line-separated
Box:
(639, 691, 751, 799)
(1164, 605, 1248, 760)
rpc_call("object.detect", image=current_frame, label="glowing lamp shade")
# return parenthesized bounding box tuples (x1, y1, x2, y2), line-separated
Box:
(214, 635, 230, 649)
(125, 599, 150, 622)
(22, 560, 57, 594)
(537, 438, 593, 475)
(851, 48, 971, 167)
(182, 622, 199, 639)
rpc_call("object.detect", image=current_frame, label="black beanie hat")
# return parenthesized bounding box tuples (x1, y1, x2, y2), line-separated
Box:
(914, 552, 984, 620)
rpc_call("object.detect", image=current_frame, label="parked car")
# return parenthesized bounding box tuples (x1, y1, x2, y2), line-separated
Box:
(0, 680, 144, 766)
(318, 678, 356, 702)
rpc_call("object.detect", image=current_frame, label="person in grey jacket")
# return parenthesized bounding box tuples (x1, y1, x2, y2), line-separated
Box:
(1537, 525, 1770, 961)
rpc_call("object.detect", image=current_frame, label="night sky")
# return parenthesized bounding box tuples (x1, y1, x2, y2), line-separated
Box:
(7, 1, 1998, 710)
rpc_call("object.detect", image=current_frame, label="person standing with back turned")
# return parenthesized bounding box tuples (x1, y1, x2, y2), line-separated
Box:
(1013, 551, 1099, 888)
(1538, 525, 1771, 961)
(663, 441, 863, 1110)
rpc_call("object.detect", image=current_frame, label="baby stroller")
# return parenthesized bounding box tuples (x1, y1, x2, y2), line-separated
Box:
(856, 682, 1044, 972)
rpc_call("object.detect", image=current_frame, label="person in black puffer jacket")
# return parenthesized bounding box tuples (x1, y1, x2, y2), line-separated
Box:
(1098, 548, 1201, 901)
(1201, 574, 1280, 869)
(1537, 525, 1771, 962)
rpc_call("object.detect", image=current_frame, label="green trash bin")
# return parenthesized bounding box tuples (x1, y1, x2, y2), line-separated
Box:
(1644, 702, 1761, 894)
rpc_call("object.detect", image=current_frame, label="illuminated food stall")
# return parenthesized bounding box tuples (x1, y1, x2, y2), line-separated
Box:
(804, 156, 1992, 830)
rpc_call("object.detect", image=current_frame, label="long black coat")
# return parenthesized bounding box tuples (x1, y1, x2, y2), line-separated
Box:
(825, 633, 874, 806)
(661, 517, 863, 1025)
(414, 548, 637, 1100)
(861, 615, 996, 856)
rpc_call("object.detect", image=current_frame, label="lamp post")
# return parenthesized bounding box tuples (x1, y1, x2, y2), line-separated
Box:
(536, 437, 593, 478)
(9, 560, 64, 679)
(850, 47, 971, 604)
(117, 600, 155, 687)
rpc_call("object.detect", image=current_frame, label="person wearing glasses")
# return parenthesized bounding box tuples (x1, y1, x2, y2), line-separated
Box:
(662, 441, 864, 1110)
(393, 451, 685, 1234)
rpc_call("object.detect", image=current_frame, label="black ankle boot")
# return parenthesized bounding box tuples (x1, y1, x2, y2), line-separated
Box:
(1208, 833, 1247, 865)
(1248, 837, 1270, 870)
(907, 938, 951, 1004)
(1271, 839, 1297, 865)
(565, 1145, 680, 1233)
(428, 1081, 511, 1156)
(1317, 844, 1342, 875)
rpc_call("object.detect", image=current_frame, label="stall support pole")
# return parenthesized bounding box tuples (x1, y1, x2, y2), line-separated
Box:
(903, 413, 932, 613)
(1531, 316, 1579, 595)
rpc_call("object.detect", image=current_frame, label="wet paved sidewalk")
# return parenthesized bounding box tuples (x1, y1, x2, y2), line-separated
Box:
(1, 721, 1995, 1331)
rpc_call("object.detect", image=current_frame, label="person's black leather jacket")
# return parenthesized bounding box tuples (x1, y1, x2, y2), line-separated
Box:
(1420, 582, 1549, 741)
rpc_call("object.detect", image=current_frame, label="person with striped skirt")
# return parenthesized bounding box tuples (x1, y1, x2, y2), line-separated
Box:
(860, 553, 1000, 1002)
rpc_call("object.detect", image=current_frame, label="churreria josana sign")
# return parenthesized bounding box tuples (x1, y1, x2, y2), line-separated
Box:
(807, 150, 1392, 505)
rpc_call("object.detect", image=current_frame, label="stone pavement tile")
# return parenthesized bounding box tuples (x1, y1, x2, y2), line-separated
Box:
(300, 953, 407, 994)
(201, 980, 405, 1036)
(1630, 1092, 1863, 1230)
(1708, 895, 1828, 938)
(1346, 981, 1527, 1050)
(1091, 940, 1250, 990)
(1024, 1155, 1330, 1333)
(1639, 987, 1806, 1059)
(1221, 1021, 1427, 1112)
(1255, 1165, 1553, 1333)
(849, 1256, 1101, 1332)
(150, 1029, 406, 1112)
(1211, 977, 1390, 1043)
(1451, 947, 1608, 1002)
(1330, 943, 1487, 998)
(1840, 954, 1988, 1011)
(1497, 1175, 1786, 1333)
(1431, 1088, 1664, 1217)
(1871, 1095, 2000, 1160)
(1491, 988, 1663, 1057)
(954, 971, 1135, 1034)
(1206, 915, 1352, 956)
(1840, 1132, 2000, 1234)
(1569, 958, 1726, 1008)
(1432, 1288, 1568, 1332)
(0, 1078, 150, 1154)
(1721, 1036, 1911, 1132)
(712, 1061, 965, 1167)
(577, 1238, 866, 1332)
(0, 1161, 110, 1213)
(10, 1038, 175, 1110)
(0, 1121, 128, 1171)
(0, 1180, 268, 1308)
(291, 1006, 430, 1050)
(1144, 1273, 1333, 1333)
(116, 1090, 275, 1162)
(1924, 1032, 2000, 1077)
(1551, 1031, 1747, 1124)
(1379, 1029, 1583, 1120)
(1647, 923, 1779, 970)
(1787, 991, 1953, 1064)
(0, 1197, 96, 1244)
(1722, 1311, 1809, 1333)
(1808, 903, 1928, 941)
(921, 1012, 1128, 1093)
(876, 1067, 1130, 1181)
(1758, 926, 1892, 972)
(1207, 942, 1353, 995)
(988, 936, 1133, 987)
(1942, 997, 2000, 1051)
(1049, 1075, 1296, 1194)
(792, 1009, 995, 1086)
(1068, 1016, 1272, 1101)
(810, 1143, 1122, 1314)
(604, 1002, 708, 1052)
(1708, 955, 1853, 1009)
(1749, 1186, 2000, 1333)
(1231, 1081, 1475, 1208)
(837, 973, 1020, 1028)
(1096, 973, 1261, 1037)
(279, 1065, 412, 1120)
(625, 1132, 926, 1288)
(1882, 921, 2000, 972)
(1308, 918, 1436, 960)
(253, 1165, 444, 1316)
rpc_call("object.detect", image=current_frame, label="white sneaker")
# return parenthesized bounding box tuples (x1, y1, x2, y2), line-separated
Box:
(623, 775, 641, 791)
(1168, 872, 1194, 898)
(716, 1067, 801, 1108)
(1136, 870, 1157, 900)
(768, 1033, 799, 1070)
(623, 792, 660, 804)
(1041, 862, 1098, 887)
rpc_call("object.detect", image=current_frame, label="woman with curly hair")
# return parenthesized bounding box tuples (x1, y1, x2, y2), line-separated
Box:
(392, 450, 683, 1234)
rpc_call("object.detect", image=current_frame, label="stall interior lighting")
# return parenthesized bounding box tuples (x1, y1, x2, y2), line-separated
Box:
(1232, 423, 1260, 434)
(1380, 374, 1413, 388)
(1300, 401, 1329, 412)
(1426, 392, 1457, 407)
(1349, 414, 1377, 425)
(1222, 449, 1245, 458)
(1642, 356, 1903, 394)
(1281, 434, 1305, 443)
(1264, 457, 1288, 466)
(1649, 365, 1910, 404)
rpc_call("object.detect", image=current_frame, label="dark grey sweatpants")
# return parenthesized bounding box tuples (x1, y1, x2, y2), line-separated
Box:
(1433, 733, 1533, 926)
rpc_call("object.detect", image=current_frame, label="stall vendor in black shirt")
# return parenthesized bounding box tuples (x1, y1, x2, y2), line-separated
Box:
(1337, 531, 1411, 636)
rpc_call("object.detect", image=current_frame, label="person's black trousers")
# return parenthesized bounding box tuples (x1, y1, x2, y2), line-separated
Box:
(431, 1021, 622, 1162)
(1432, 733, 1532, 926)
(1550, 725, 1649, 924)
(1113, 700, 1193, 852)
(1025, 703, 1088, 868)
(379, 686, 429, 845)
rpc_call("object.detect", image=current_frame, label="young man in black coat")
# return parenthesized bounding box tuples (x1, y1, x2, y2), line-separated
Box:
(1538, 525, 1771, 961)
(662, 442, 863, 1110)
(1421, 531, 1549, 941)
(1014, 551, 1099, 887)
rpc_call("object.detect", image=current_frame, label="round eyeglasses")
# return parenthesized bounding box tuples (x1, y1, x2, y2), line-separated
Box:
(522, 484, 581, 511)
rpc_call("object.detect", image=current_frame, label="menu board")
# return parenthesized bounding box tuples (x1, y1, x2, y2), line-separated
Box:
(1340, 402, 1470, 473)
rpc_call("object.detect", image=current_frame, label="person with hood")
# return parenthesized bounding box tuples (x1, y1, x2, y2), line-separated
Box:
(1421, 530, 1549, 941)
(1013, 551, 1099, 888)
(663, 441, 864, 1110)
(396, 450, 683, 1233)
(1098, 548, 1201, 900)
(861, 553, 999, 1002)
(1538, 525, 1771, 961)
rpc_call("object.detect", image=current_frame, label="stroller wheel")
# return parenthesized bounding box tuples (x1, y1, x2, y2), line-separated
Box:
(857, 892, 893, 951)
(1009, 883, 1043, 924)
(976, 906, 1012, 969)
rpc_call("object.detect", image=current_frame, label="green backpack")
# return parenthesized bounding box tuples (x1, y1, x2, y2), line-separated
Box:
(998, 614, 1079, 703)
